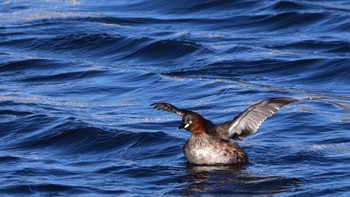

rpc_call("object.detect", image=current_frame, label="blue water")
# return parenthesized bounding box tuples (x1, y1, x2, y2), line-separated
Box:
(1, 0, 350, 196)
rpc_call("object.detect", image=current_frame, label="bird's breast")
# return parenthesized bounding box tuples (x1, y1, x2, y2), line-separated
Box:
(183, 134, 248, 165)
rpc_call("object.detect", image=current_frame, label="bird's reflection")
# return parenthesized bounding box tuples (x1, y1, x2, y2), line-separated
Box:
(181, 163, 300, 195)
(183, 163, 245, 193)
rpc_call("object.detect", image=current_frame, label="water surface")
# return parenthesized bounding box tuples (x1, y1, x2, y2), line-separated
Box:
(0, 0, 350, 196)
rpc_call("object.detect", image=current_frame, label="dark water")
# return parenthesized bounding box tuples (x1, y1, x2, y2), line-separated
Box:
(1, 0, 350, 196)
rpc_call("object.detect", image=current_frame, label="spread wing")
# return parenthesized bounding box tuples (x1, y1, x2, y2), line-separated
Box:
(218, 97, 297, 140)
(151, 103, 187, 116)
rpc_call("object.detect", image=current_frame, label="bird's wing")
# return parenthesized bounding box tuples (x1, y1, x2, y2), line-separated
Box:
(151, 103, 187, 116)
(219, 97, 297, 140)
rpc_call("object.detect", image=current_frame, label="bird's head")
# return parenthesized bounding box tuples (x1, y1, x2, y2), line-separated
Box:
(178, 112, 204, 134)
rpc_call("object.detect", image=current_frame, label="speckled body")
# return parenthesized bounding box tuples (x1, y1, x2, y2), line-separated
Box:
(184, 132, 248, 165)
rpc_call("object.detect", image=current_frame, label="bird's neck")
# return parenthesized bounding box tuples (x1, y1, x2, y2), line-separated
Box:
(191, 118, 205, 135)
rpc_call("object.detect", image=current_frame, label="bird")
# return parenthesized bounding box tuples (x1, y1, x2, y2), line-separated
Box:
(151, 97, 297, 165)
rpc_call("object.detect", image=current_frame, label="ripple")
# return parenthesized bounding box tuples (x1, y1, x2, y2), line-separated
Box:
(123, 39, 201, 62)
(0, 58, 62, 72)
(272, 1, 310, 11)
(21, 70, 106, 82)
(0, 183, 98, 195)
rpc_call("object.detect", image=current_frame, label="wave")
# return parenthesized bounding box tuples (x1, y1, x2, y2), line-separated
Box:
(0, 32, 203, 63)
(270, 39, 350, 54)
(164, 58, 350, 85)
(0, 59, 63, 72)
(22, 70, 105, 82)
(0, 183, 126, 195)
(0, 113, 182, 157)
(122, 39, 201, 62)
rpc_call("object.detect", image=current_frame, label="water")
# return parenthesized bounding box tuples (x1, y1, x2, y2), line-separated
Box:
(1, 0, 350, 196)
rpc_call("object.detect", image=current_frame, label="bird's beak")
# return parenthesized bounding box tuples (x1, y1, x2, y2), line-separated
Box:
(178, 123, 190, 129)
(178, 121, 192, 129)
(178, 123, 185, 129)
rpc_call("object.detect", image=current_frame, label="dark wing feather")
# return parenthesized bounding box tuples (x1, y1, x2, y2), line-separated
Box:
(151, 103, 186, 116)
(224, 97, 297, 140)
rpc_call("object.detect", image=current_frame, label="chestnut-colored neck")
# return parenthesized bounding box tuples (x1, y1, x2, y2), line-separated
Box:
(191, 117, 205, 135)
